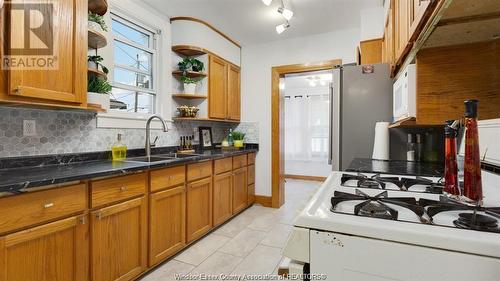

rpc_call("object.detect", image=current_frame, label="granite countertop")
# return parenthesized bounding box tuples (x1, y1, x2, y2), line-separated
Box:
(346, 158, 444, 178)
(0, 146, 258, 198)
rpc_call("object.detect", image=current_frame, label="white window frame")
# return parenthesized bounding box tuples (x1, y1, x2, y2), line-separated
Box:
(97, 6, 170, 129)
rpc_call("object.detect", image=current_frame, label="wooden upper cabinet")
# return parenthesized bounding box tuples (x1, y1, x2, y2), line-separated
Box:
(209, 55, 228, 119)
(186, 177, 213, 243)
(409, 0, 431, 39)
(0, 0, 87, 106)
(91, 197, 147, 281)
(394, 0, 411, 59)
(0, 215, 89, 281)
(360, 39, 383, 65)
(227, 64, 241, 120)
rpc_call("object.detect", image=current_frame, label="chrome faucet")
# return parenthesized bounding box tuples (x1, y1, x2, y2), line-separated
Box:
(145, 115, 169, 158)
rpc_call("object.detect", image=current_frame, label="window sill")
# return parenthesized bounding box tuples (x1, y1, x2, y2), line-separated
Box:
(97, 111, 173, 129)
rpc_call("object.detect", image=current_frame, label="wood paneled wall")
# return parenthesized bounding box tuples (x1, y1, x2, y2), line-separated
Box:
(416, 40, 500, 125)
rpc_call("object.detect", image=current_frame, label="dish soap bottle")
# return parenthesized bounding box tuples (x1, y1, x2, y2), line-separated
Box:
(112, 134, 127, 161)
(228, 129, 234, 146)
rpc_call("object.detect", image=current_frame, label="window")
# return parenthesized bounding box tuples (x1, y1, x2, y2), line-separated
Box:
(110, 12, 157, 114)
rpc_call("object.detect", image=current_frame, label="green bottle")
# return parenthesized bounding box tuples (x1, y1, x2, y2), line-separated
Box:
(228, 129, 234, 146)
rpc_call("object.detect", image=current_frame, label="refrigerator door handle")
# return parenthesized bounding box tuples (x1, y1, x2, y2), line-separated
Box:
(328, 82, 334, 165)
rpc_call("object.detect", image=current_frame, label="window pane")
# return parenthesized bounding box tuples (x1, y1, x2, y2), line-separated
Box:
(112, 18, 149, 47)
(110, 88, 155, 114)
(114, 67, 152, 89)
(114, 41, 152, 72)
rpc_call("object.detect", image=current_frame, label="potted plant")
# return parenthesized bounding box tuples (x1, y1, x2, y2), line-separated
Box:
(88, 55, 109, 74)
(180, 76, 198, 94)
(232, 131, 246, 148)
(87, 76, 112, 110)
(178, 58, 204, 73)
(88, 12, 108, 32)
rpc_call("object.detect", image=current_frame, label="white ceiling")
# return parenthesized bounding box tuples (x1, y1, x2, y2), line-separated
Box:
(141, 0, 383, 46)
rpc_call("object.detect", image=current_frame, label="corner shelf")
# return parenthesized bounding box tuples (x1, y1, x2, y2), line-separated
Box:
(389, 117, 444, 129)
(172, 70, 207, 78)
(172, 117, 240, 123)
(172, 45, 208, 57)
(88, 68, 107, 79)
(88, 0, 108, 16)
(172, 94, 207, 100)
(88, 29, 107, 49)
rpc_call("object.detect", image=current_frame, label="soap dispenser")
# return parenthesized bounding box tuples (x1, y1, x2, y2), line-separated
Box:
(112, 133, 127, 161)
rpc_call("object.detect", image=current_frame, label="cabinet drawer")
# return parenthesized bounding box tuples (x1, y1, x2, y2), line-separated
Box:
(248, 164, 255, 185)
(187, 161, 213, 182)
(0, 184, 87, 235)
(214, 157, 232, 174)
(233, 155, 248, 169)
(150, 165, 186, 192)
(248, 153, 256, 165)
(91, 173, 146, 208)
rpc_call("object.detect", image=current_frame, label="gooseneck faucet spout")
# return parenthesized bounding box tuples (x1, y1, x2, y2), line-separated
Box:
(145, 115, 169, 158)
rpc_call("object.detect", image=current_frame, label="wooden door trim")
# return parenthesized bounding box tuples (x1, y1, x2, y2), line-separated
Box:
(271, 59, 342, 208)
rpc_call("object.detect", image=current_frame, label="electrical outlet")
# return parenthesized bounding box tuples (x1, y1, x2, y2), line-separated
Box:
(23, 120, 37, 136)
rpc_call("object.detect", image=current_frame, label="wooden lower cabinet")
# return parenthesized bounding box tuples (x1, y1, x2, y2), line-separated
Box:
(232, 167, 248, 214)
(213, 171, 233, 226)
(186, 177, 213, 243)
(0, 215, 89, 281)
(248, 184, 256, 205)
(91, 197, 147, 281)
(149, 186, 186, 266)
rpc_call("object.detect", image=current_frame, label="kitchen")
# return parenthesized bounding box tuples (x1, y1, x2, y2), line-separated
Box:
(0, 0, 499, 281)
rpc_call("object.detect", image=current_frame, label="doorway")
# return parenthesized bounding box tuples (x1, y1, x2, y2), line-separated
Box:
(271, 59, 341, 208)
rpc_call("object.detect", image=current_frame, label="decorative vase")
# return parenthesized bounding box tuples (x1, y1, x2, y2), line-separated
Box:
(87, 92, 110, 110)
(88, 61, 97, 70)
(183, 83, 196, 94)
(234, 140, 244, 148)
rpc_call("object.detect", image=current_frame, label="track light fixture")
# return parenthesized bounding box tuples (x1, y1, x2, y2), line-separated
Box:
(276, 22, 290, 34)
(262, 0, 272, 6)
(278, 6, 293, 21)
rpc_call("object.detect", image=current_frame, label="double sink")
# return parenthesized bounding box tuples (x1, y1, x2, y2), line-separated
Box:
(125, 153, 201, 163)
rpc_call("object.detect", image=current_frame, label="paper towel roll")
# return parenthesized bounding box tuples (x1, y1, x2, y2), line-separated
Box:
(372, 122, 390, 160)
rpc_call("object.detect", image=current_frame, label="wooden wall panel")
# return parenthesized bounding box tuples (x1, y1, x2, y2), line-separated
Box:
(416, 40, 500, 125)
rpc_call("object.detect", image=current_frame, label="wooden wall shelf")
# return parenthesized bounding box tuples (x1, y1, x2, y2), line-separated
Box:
(389, 117, 444, 129)
(88, 30, 107, 49)
(172, 45, 207, 57)
(172, 94, 207, 100)
(88, 0, 108, 16)
(172, 117, 239, 123)
(172, 70, 207, 78)
(88, 68, 107, 79)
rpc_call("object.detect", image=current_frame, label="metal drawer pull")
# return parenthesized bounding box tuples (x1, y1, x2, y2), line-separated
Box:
(120, 186, 128, 191)
(43, 203, 54, 208)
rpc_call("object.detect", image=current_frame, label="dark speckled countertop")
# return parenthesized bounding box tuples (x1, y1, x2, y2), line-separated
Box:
(347, 158, 444, 178)
(0, 145, 258, 198)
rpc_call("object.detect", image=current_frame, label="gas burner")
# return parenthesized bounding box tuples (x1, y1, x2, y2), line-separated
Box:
(340, 173, 443, 194)
(330, 189, 425, 221)
(454, 213, 499, 232)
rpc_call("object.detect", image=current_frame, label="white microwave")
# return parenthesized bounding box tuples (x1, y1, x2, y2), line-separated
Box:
(393, 64, 416, 122)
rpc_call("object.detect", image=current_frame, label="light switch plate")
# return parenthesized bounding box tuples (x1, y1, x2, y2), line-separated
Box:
(23, 120, 37, 136)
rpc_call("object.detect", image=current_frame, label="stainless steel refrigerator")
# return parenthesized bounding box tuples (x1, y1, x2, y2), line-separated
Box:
(329, 63, 393, 171)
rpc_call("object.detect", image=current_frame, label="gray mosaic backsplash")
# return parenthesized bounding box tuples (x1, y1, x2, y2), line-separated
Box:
(0, 107, 258, 158)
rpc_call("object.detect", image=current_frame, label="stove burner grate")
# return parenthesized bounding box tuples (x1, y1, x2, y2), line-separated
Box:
(454, 213, 499, 232)
(341, 173, 443, 194)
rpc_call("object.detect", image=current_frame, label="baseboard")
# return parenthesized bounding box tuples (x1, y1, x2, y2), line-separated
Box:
(285, 174, 327, 182)
(255, 195, 273, 207)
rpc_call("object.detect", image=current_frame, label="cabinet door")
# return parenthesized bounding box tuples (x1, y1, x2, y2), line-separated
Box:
(227, 64, 241, 121)
(209, 55, 228, 119)
(213, 171, 233, 226)
(149, 186, 186, 266)
(0, 216, 89, 281)
(91, 197, 147, 281)
(395, 0, 410, 59)
(186, 177, 213, 243)
(4, 0, 87, 105)
(410, 0, 431, 38)
(232, 167, 248, 214)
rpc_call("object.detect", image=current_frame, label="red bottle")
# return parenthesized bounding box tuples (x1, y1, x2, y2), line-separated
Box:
(444, 120, 459, 196)
(463, 100, 482, 205)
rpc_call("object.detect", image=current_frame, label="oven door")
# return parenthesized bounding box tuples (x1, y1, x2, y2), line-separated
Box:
(310, 230, 500, 281)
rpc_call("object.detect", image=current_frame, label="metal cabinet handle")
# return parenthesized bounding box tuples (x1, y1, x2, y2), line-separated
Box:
(120, 186, 127, 191)
(43, 203, 54, 208)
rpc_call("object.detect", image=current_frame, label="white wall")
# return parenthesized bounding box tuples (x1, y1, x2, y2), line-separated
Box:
(360, 6, 385, 40)
(241, 28, 360, 196)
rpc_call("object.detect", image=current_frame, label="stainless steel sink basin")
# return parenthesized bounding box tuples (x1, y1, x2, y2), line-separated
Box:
(155, 153, 200, 159)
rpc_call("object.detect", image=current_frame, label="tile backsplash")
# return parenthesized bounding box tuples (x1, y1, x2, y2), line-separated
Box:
(0, 107, 258, 158)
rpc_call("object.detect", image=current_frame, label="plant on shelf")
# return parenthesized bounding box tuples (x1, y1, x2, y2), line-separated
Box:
(232, 131, 246, 148)
(87, 76, 112, 110)
(88, 55, 109, 74)
(180, 76, 199, 94)
(88, 12, 108, 32)
(178, 58, 204, 73)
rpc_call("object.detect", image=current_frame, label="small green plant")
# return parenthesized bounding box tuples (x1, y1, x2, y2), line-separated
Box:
(232, 131, 246, 141)
(178, 58, 204, 72)
(88, 55, 109, 74)
(180, 76, 198, 84)
(88, 12, 108, 32)
(88, 76, 112, 94)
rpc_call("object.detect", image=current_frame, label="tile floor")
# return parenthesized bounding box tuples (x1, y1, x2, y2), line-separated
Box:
(140, 179, 322, 281)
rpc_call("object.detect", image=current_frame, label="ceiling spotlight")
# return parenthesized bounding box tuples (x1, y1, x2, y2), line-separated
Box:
(262, 0, 272, 6)
(276, 22, 290, 34)
(278, 7, 294, 21)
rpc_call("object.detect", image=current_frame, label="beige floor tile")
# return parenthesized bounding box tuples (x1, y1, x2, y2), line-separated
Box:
(231, 245, 283, 275)
(140, 260, 194, 281)
(260, 223, 293, 248)
(247, 213, 277, 232)
(175, 233, 230, 266)
(218, 228, 267, 257)
(190, 252, 243, 275)
(214, 212, 256, 237)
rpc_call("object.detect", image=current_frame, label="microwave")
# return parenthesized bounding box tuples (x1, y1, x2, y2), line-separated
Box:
(393, 64, 416, 122)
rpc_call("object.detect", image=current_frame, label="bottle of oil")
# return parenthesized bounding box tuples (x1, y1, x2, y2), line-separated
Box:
(112, 134, 127, 161)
